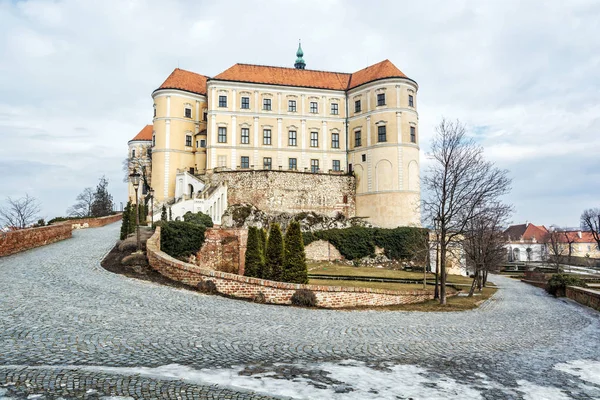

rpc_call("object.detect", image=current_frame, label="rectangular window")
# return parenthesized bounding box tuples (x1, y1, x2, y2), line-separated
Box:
(331, 103, 339, 115)
(241, 96, 250, 109)
(311, 159, 319, 173)
(218, 95, 227, 108)
(263, 98, 272, 111)
(203, 110, 208, 121)
(152, 135, 156, 147)
(377, 93, 386, 106)
(263, 157, 272, 170)
(355, 130, 361, 147)
(331, 133, 340, 149)
(288, 100, 297, 112)
(310, 102, 318, 113)
(289, 158, 297, 171)
(185, 135, 192, 147)
(288, 130, 297, 146)
(131, 149, 135, 158)
(410, 126, 416, 143)
(218, 127, 227, 143)
(408, 94, 414, 107)
(241, 128, 250, 144)
(378, 125, 387, 142)
(200, 139, 206, 148)
(153, 105, 156, 117)
(217, 155, 227, 167)
(361, 154, 366, 162)
(348, 163, 353, 173)
(332, 160, 340, 171)
(184, 107, 192, 118)
(241, 156, 250, 169)
(310, 132, 318, 147)
(263, 129, 272, 145)
(355, 100, 361, 112)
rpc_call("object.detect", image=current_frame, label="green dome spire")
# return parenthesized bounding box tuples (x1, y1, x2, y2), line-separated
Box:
(294, 40, 305, 70)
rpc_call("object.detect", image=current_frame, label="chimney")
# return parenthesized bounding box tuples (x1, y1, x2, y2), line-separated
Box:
(578, 231, 582, 239)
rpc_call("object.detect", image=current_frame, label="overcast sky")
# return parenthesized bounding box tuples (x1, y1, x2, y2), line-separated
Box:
(1, 0, 598, 227)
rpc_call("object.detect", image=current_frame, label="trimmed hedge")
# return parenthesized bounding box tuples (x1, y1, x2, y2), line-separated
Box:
(303, 226, 428, 261)
(158, 221, 206, 259)
(183, 211, 214, 227)
(546, 274, 587, 297)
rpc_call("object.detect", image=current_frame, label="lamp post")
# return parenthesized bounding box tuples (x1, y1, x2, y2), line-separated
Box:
(434, 217, 440, 299)
(129, 168, 141, 252)
(149, 187, 154, 226)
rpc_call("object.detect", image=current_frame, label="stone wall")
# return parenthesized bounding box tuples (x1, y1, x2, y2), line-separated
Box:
(69, 214, 123, 229)
(209, 170, 355, 218)
(196, 228, 247, 275)
(0, 224, 72, 257)
(305, 240, 343, 261)
(566, 286, 600, 311)
(147, 227, 436, 308)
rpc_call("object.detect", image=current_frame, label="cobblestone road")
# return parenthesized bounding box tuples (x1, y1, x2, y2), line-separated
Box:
(1, 223, 599, 399)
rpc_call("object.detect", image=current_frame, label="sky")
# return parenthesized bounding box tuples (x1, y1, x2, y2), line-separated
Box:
(0, 0, 598, 227)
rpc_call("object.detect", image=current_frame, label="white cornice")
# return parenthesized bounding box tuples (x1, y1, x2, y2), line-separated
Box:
(152, 89, 207, 101)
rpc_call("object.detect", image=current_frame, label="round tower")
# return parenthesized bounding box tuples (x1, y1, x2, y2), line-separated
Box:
(346, 61, 420, 228)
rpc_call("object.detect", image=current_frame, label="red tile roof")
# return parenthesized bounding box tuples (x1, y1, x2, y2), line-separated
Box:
(156, 68, 208, 95)
(130, 125, 153, 142)
(347, 59, 409, 89)
(213, 63, 352, 91)
(504, 223, 548, 242)
(555, 231, 598, 244)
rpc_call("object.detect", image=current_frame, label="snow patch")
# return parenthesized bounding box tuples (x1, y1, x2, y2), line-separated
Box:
(554, 359, 600, 386)
(516, 380, 570, 400)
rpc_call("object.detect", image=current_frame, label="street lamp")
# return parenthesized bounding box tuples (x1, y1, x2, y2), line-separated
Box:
(129, 168, 141, 252)
(433, 215, 441, 300)
(149, 187, 154, 226)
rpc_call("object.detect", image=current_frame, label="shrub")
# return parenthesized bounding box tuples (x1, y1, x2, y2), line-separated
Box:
(546, 274, 586, 297)
(265, 223, 284, 281)
(282, 221, 308, 284)
(253, 291, 266, 303)
(183, 211, 214, 227)
(198, 280, 218, 294)
(159, 221, 206, 259)
(244, 227, 264, 278)
(161, 205, 167, 221)
(291, 289, 317, 307)
(374, 227, 428, 261)
(120, 202, 131, 240)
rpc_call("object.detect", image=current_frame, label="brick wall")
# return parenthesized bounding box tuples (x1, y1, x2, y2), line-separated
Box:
(566, 286, 600, 311)
(209, 170, 355, 218)
(147, 227, 438, 308)
(69, 214, 123, 229)
(305, 240, 343, 261)
(196, 228, 248, 275)
(0, 224, 72, 257)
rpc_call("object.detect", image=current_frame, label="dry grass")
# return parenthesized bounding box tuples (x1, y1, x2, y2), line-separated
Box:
(308, 262, 474, 285)
(309, 279, 431, 292)
(368, 287, 498, 312)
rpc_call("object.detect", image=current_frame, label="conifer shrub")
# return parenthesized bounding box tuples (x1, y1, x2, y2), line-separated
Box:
(120, 202, 131, 240)
(161, 205, 167, 221)
(291, 289, 317, 307)
(159, 221, 206, 259)
(183, 211, 214, 227)
(244, 227, 264, 278)
(283, 221, 308, 284)
(265, 223, 284, 281)
(546, 274, 586, 297)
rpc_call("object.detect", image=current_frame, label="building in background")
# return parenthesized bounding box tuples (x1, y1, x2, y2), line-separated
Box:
(504, 223, 549, 262)
(127, 45, 421, 228)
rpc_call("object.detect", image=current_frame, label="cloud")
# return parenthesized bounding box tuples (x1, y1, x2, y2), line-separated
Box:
(0, 0, 598, 226)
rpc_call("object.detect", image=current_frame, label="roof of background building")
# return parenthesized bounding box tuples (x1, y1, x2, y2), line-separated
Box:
(504, 223, 549, 242)
(555, 230, 599, 244)
(154, 59, 413, 94)
(130, 124, 153, 142)
(156, 68, 209, 95)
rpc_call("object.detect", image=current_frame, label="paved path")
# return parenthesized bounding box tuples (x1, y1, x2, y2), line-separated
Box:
(1, 223, 599, 399)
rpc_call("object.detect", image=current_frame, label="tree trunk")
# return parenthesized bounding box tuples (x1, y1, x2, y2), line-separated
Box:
(440, 244, 447, 305)
(482, 270, 488, 287)
(468, 269, 478, 297)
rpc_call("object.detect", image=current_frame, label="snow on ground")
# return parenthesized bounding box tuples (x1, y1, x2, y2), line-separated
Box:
(516, 380, 571, 400)
(554, 359, 600, 386)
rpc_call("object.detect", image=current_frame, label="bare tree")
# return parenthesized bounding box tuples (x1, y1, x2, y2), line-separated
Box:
(463, 202, 512, 296)
(545, 229, 568, 272)
(561, 229, 576, 265)
(581, 208, 600, 250)
(0, 194, 42, 229)
(66, 187, 94, 217)
(423, 118, 511, 305)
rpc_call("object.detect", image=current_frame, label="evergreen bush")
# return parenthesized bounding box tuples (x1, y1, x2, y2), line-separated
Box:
(159, 221, 206, 259)
(119, 202, 131, 240)
(283, 221, 308, 284)
(265, 223, 284, 281)
(183, 211, 214, 227)
(291, 289, 317, 307)
(161, 205, 167, 221)
(546, 274, 586, 297)
(244, 227, 264, 278)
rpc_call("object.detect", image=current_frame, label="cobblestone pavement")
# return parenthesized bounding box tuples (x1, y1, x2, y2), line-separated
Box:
(1, 223, 599, 399)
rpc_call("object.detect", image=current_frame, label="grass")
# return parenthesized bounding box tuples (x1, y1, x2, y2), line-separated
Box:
(309, 279, 431, 292)
(308, 262, 474, 285)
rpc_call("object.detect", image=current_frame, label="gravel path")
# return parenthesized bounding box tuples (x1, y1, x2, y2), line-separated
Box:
(1, 223, 599, 399)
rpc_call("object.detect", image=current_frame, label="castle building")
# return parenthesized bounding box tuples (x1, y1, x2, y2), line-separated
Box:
(129, 45, 421, 228)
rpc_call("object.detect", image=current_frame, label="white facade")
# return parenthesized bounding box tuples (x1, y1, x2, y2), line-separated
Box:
(505, 243, 547, 262)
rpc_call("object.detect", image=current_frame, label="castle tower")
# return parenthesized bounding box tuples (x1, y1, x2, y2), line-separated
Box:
(346, 60, 420, 228)
(151, 68, 209, 203)
(294, 41, 306, 70)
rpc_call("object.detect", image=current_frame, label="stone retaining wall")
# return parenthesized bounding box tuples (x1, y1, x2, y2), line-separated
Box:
(566, 286, 600, 311)
(68, 214, 123, 229)
(196, 228, 247, 275)
(147, 227, 436, 308)
(305, 240, 343, 261)
(0, 224, 72, 257)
